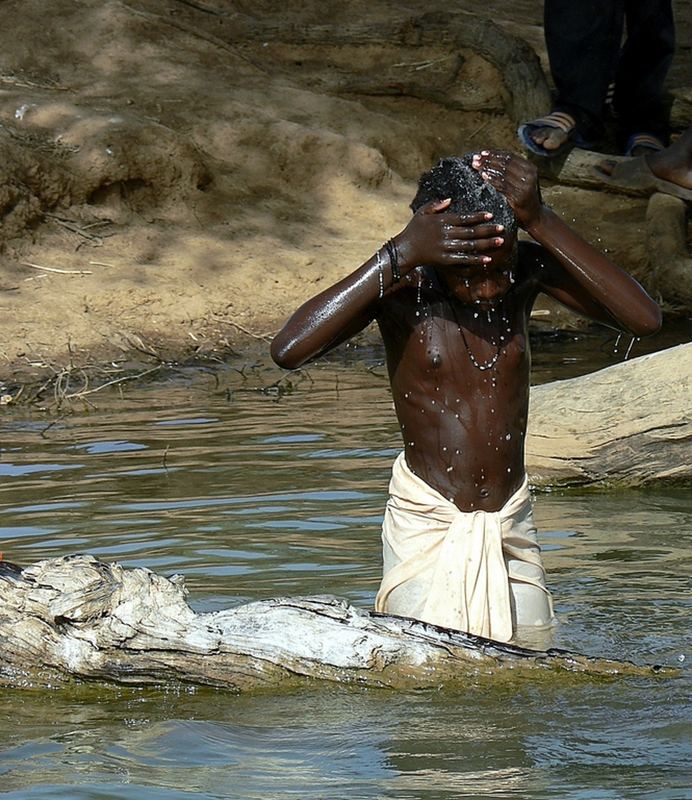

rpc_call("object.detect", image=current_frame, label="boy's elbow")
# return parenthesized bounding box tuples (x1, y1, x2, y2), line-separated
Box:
(270, 337, 303, 370)
(632, 303, 663, 337)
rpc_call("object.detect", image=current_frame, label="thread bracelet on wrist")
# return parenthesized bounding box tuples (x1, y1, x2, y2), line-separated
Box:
(384, 239, 401, 284)
(374, 249, 385, 299)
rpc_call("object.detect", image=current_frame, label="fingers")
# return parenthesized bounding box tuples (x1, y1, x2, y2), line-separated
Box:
(440, 252, 493, 266)
(420, 204, 493, 227)
(472, 150, 536, 185)
(456, 211, 493, 225)
(420, 198, 452, 214)
(443, 236, 505, 253)
(440, 221, 504, 242)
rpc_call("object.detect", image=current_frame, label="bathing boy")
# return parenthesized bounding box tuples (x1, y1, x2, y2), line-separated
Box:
(270, 150, 661, 643)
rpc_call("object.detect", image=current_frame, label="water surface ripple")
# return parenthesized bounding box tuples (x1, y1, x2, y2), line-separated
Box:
(0, 358, 689, 800)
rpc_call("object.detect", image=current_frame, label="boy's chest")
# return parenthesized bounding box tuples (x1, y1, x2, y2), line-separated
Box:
(381, 294, 532, 388)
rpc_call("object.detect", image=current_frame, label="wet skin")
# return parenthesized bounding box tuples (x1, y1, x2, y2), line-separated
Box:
(271, 152, 662, 512)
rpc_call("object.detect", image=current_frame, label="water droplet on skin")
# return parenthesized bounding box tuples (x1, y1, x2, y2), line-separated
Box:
(507, 467, 511, 472)
(431, 400, 436, 405)
(408, 441, 415, 447)
(473, 312, 479, 319)
(613, 333, 622, 354)
(442, 446, 447, 452)
(415, 310, 420, 317)
(505, 433, 511, 440)
(404, 392, 410, 398)
(446, 465, 454, 472)
(455, 449, 460, 455)
(449, 496, 455, 502)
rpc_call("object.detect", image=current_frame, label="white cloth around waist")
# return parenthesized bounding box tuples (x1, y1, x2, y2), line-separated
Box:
(374, 452, 553, 643)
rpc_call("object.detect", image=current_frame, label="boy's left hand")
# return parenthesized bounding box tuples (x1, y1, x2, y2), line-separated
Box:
(471, 151, 542, 230)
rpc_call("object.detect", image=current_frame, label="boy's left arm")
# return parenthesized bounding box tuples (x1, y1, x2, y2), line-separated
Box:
(473, 151, 662, 336)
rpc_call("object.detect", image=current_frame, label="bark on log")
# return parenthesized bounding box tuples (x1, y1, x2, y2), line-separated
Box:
(526, 343, 691, 487)
(540, 148, 640, 194)
(229, 10, 550, 123)
(0, 556, 673, 692)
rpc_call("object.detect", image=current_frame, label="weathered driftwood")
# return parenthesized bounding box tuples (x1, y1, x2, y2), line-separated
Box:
(540, 148, 639, 194)
(0, 556, 673, 692)
(526, 343, 691, 487)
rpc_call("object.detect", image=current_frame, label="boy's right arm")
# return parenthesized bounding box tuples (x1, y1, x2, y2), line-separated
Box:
(271, 202, 504, 369)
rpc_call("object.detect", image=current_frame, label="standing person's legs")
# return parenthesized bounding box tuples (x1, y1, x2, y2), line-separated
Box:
(519, 0, 623, 155)
(613, 0, 675, 153)
(545, 0, 623, 135)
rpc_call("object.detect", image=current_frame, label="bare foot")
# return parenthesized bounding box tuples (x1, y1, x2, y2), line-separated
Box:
(647, 128, 692, 190)
(598, 127, 692, 189)
(530, 125, 571, 152)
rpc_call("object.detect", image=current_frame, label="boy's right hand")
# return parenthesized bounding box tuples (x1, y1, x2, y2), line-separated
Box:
(393, 199, 506, 273)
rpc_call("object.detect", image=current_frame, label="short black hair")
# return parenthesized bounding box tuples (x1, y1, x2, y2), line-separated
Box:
(411, 154, 517, 234)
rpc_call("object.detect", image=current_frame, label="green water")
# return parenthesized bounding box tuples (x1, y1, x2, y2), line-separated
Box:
(0, 335, 690, 800)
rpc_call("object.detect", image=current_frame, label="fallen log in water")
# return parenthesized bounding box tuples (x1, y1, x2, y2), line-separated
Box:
(526, 343, 692, 487)
(0, 556, 675, 692)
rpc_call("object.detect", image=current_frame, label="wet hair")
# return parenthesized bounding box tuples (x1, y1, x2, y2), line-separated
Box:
(411, 154, 517, 234)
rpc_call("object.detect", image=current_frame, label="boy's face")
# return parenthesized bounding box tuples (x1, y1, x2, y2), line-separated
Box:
(438, 230, 518, 306)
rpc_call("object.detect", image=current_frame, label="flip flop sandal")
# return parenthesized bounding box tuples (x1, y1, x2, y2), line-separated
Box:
(602, 156, 692, 202)
(624, 133, 666, 157)
(517, 111, 598, 158)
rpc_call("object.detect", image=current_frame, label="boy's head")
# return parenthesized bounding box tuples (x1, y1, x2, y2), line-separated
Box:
(411, 154, 518, 236)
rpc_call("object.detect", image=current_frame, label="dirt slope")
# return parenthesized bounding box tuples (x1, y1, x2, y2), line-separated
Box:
(0, 0, 689, 391)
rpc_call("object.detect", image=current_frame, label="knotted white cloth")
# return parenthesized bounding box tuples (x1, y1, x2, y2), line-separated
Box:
(374, 453, 553, 643)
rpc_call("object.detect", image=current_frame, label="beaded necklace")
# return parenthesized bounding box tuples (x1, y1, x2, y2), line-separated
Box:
(456, 297, 509, 372)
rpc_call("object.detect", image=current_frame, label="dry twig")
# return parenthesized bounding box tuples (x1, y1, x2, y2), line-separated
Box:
(21, 262, 92, 275)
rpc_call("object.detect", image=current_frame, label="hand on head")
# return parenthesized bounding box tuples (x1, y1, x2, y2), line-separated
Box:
(395, 201, 506, 273)
(471, 151, 542, 229)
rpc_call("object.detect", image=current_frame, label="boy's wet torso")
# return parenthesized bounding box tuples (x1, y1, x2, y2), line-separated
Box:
(378, 251, 536, 514)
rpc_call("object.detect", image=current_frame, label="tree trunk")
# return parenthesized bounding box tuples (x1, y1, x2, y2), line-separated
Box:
(0, 556, 672, 692)
(526, 343, 691, 487)
(228, 10, 551, 123)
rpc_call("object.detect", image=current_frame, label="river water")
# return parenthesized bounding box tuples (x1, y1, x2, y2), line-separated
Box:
(0, 332, 690, 800)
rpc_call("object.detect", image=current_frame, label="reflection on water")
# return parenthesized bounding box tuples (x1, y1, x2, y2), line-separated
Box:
(0, 341, 690, 800)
